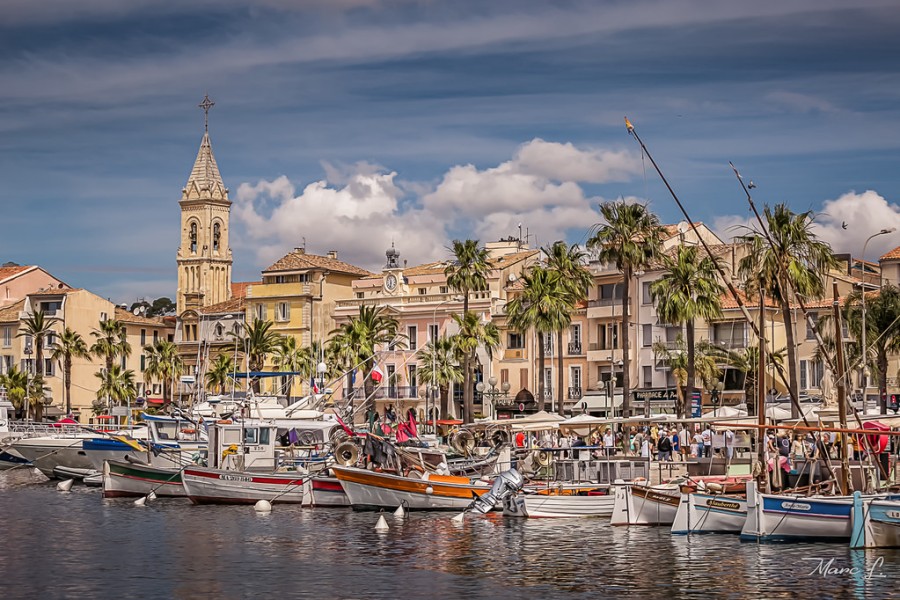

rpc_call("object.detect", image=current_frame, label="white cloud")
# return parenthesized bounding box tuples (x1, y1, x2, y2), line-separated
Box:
(512, 139, 641, 183)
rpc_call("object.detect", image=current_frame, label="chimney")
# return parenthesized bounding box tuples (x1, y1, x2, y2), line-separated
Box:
(327, 250, 338, 259)
(294, 247, 306, 255)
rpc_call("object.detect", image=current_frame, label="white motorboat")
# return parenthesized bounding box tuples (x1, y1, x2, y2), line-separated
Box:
(611, 483, 681, 525)
(10, 433, 108, 478)
(671, 490, 748, 534)
(503, 483, 616, 518)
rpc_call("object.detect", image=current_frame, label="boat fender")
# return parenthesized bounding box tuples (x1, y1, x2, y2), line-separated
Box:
(216, 419, 232, 425)
(181, 428, 197, 434)
(706, 482, 723, 493)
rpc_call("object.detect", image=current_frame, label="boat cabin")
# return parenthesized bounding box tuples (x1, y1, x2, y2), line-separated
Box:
(208, 422, 278, 472)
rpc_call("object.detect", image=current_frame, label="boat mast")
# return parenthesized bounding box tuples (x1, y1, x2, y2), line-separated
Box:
(832, 281, 851, 495)
(757, 288, 768, 493)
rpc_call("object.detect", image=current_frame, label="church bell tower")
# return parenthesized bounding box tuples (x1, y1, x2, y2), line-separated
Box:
(175, 95, 233, 315)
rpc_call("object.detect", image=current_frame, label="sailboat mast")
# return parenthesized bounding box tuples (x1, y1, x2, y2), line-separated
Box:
(832, 281, 851, 495)
(757, 288, 767, 493)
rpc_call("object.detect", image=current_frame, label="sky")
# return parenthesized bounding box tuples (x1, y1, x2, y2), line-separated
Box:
(4, 0, 900, 303)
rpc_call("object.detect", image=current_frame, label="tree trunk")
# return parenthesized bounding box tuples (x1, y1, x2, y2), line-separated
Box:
(536, 331, 546, 412)
(878, 348, 888, 414)
(36, 338, 44, 377)
(685, 320, 696, 420)
(363, 366, 375, 418)
(440, 385, 449, 422)
(463, 353, 474, 423)
(780, 297, 800, 419)
(64, 357, 72, 415)
(557, 329, 565, 416)
(621, 267, 631, 417)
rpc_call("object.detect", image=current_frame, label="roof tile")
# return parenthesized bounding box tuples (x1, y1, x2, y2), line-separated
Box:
(264, 252, 373, 277)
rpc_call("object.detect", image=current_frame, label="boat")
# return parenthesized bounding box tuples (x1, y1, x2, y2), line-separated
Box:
(309, 475, 349, 507)
(671, 489, 748, 534)
(610, 483, 681, 525)
(102, 458, 186, 498)
(331, 465, 493, 511)
(503, 482, 616, 518)
(181, 465, 310, 505)
(10, 433, 111, 478)
(850, 492, 900, 548)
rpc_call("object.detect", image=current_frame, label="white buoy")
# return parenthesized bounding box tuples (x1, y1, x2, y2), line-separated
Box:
(147, 491, 158, 501)
(425, 486, 434, 495)
(393, 504, 405, 518)
(374, 514, 390, 531)
(255, 499, 273, 513)
(451, 511, 466, 523)
(134, 496, 147, 506)
(56, 479, 74, 492)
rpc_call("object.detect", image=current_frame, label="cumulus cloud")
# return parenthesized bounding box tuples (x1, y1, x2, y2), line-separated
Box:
(233, 138, 637, 270)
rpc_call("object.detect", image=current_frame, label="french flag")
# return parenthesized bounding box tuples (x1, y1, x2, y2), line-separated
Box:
(310, 376, 319, 394)
(370, 363, 384, 383)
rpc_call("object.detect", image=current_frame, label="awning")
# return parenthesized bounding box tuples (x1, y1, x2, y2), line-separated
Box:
(581, 392, 623, 412)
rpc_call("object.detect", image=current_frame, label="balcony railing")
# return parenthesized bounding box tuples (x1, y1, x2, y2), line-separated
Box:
(543, 343, 553, 356)
(587, 298, 619, 308)
(568, 342, 582, 355)
(711, 339, 747, 349)
(568, 386, 583, 400)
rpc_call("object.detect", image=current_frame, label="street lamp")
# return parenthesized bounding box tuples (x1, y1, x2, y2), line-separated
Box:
(861, 227, 895, 413)
(316, 361, 327, 394)
(476, 376, 510, 419)
(23, 342, 32, 421)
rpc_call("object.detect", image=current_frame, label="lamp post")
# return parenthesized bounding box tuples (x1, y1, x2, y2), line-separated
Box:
(476, 376, 510, 419)
(23, 343, 33, 421)
(316, 361, 327, 394)
(861, 227, 895, 413)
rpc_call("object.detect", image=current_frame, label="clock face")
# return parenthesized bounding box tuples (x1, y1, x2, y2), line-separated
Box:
(385, 274, 398, 291)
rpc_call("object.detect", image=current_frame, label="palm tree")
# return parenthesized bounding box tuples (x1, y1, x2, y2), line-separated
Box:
(17, 309, 58, 378)
(25, 374, 51, 421)
(705, 343, 785, 416)
(451, 311, 500, 420)
(0, 367, 28, 419)
(445, 240, 491, 424)
(738, 203, 837, 417)
(418, 334, 465, 420)
(649, 246, 725, 417)
(544, 241, 593, 415)
(328, 306, 403, 416)
(229, 318, 283, 393)
(842, 285, 900, 413)
(653, 335, 720, 416)
(273, 335, 314, 396)
(505, 265, 570, 413)
(587, 201, 664, 416)
(95, 365, 137, 407)
(90, 319, 131, 403)
(143, 340, 183, 406)
(205, 353, 235, 395)
(50, 327, 91, 415)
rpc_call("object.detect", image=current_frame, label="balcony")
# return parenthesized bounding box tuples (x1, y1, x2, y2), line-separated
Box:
(543, 342, 553, 356)
(567, 342, 583, 355)
(711, 339, 747, 350)
(568, 386, 583, 400)
(504, 348, 526, 360)
(587, 299, 627, 320)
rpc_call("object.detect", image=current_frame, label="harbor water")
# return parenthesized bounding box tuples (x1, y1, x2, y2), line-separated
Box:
(0, 470, 896, 599)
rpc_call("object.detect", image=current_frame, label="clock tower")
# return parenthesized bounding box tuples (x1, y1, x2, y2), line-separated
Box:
(382, 244, 404, 295)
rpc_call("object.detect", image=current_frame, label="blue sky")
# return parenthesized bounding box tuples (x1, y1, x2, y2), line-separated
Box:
(4, 0, 900, 302)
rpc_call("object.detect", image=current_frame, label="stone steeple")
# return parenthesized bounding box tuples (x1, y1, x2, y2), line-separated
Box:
(181, 132, 229, 203)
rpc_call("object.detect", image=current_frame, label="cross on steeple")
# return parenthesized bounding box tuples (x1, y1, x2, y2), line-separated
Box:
(198, 94, 215, 132)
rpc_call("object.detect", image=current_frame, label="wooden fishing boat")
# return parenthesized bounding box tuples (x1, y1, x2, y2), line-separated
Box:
(331, 465, 492, 511)
(851, 492, 900, 548)
(503, 483, 616, 518)
(181, 465, 311, 505)
(610, 484, 681, 525)
(671, 490, 748, 534)
(102, 458, 185, 498)
(310, 475, 350, 507)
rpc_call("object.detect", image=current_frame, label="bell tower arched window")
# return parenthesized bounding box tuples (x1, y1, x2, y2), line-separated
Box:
(213, 223, 221, 251)
(190, 222, 198, 254)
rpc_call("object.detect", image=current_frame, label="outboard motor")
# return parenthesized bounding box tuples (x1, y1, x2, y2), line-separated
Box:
(469, 468, 524, 514)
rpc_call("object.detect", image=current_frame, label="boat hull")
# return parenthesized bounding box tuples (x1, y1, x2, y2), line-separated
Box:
(310, 476, 350, 507)
(10, 437, 96, 478)
(672, 493, 747, 534)
(851, 493, 900, 548)
(742, 482, 854, 541)
(102, 459, 186, 498)
(503, 487, 615, 518)
(611, 485, 680, 525)
(331, 466, 490, 511)
(182, 466, 310, 505)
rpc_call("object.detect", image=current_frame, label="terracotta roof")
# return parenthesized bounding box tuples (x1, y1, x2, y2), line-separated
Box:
(362, 250, 540, 281)
(881, 246, 900, 261)
(28, 287, 77, 297)
(231, 281, 259, 299)
(199, 297, 247, 315)
(720, 289, 779, 310)
(113, 307, 171, 327)
(263, 251, 373, 277)
(0, 265, 32, 281)
(0, 299, 25, 323)
(491, 250, 540, 270)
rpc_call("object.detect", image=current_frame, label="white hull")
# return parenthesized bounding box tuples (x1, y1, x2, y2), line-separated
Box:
(504, 491, 615, 518)
(338, 478, 474, 511)
(672, 493, 747, 534)
(102, 460, 186, 498)
(331, 466, 491, 511)
(611, 485, 680, 525)
(310, 476, 350, 507)
(10, 437, 98, 478)
(182, 466, 311, 505)
(851, 494, 900, 548)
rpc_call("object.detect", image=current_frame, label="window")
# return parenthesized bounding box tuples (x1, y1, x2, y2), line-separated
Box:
(255, 304, 267, 321)
(40, 301, 61, 315)
(121, 355, 126, 369)
(44, 358, 54, 376)
(1, 327, 10, 347)
(428, 324, 439, 342)
(643, 366, 652, 387)
(213, 223, 221, 251)
(519, 368, 528, 390)
(189, 222, 198, 253)
(570, 366, 582, 390)
(418, 288, 427, 295)
(599, 283, 622, 301)
(100, 312, 108, 322)
(356, 292, 364, 299)
(806, 313, 819, 341)
(276, 302, 290, 322)
(712, 322, 746, 348)
(45, 332, 55, 348)
(168, 334, 174, 343)
(215, 323, 224, 339)
(642, 281, 652, 305)
(407, 326, 417, 350)
(244, 428, 259, 445)
(665, 326, 681, 344)
(298, 273, 311, 283)
(140, 355, 145, 372)
(544, 368, 552, 394)
(153, 330, 159, 345)
(408, 365, 417, 390)
(569, 324, 581, 344)
(274, 275, 288, 284)
(440, 286, 449, 294)
(610, 323, 619, 349)
(500, 368, 509, 384)
(507, 332, 524, 349)
(800, 360, 825, 390)
(140, 329, 146, 346)
(642, 324, 652, 347)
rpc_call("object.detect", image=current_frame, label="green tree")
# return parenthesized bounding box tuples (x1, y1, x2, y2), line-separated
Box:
(650, 245, 725, 417)
(95, 365, 137, 407)
(738, 203, 838, 418)
(0, 367, 28, 419)
(417, 334, 465, 420)
(505, 265, 570, 413)
(587, 201, 664, 416)
(653, 335, 721, 416)
(205, 353, 235, 395)
(445, 239, 491, 424)
(143, 340, 183, 406)
(328, 306, 403, 416)
(451, 311, 500, 419)
(90, 318, 131, 380)
(229, 319, 283, 393)
(273, 335, 314, 396)
(17, 308, 58, 378)
(50, 327, 92, 415)
(705, 343, 785, 416)
(842, 285, 900, 413)
(545, 241, 593, 415)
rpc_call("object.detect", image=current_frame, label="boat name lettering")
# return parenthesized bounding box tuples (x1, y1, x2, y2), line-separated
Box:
(781, 501, 811, 511)
(885, 510, 900, 519)
(219, 474, 253, 482)
(707, 499, 740, 510)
